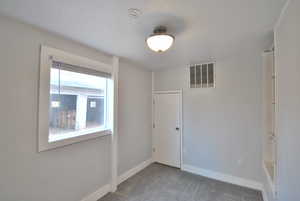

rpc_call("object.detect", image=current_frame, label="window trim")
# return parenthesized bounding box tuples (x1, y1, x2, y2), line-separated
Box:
(38, 45, 114, 152)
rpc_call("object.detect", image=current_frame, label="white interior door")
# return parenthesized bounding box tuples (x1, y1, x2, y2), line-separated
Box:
(153, 92, 181, 168)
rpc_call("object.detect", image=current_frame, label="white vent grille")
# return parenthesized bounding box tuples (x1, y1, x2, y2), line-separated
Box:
(189, 62, 215, 88)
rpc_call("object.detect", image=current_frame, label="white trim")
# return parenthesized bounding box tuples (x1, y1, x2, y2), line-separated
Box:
(182, 164, 263, 191)
(80, 184, 111, 201)
(262, 188, 269, 201)
(273, 34, 279, 201)
(81, 158, 153, 201)
(110, 56, 119, 192)
(118, 158, 153, 184)
(151, 72, 155, 161)
(274, 0, 291, 31)
(45, 46, 112, 74)
(152, 90, 183, 168)
(272, 2, 289, 199)
(49, 129, 111, 143)
(179, 90, 183, 168)
(261, 50, 278, 198)
(263, 161, 276, 197)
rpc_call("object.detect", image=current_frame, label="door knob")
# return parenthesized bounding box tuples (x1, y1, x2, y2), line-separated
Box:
(176, 127, 180, 131)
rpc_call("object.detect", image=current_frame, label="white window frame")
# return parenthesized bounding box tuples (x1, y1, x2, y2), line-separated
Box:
(38, 45, 115, 152)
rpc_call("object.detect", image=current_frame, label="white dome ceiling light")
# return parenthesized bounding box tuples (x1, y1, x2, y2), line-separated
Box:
(146, 26, 175, 53)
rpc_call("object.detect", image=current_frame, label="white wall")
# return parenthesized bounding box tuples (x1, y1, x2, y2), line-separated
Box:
(118, 59, 152, 175)
(154, 51, 263, 182)
(275, 1, 300, 200)
(0, 15, 152, 201)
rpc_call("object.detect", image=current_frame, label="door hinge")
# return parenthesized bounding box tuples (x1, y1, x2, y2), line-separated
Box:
(153, 123, 155, 128)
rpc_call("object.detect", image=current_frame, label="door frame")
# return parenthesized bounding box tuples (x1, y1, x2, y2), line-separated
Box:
(152, 90, 183, 168)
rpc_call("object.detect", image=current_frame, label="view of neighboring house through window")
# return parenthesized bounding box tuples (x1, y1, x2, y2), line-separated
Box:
(49, 62, 108, 142)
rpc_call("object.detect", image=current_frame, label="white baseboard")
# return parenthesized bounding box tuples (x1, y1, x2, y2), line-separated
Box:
(80, 158, 153, 201)
(118, 158, 153, 184)
(83, 161, 265, 201)
(81, 184, 111, 201)
(182, 164, 263, 191)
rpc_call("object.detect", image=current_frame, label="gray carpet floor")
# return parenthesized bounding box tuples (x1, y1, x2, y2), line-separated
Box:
(99, 163, 263, 201)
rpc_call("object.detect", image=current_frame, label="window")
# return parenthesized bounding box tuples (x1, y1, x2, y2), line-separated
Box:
(49, 66, 108, 142)
(38, 46, 116, 151)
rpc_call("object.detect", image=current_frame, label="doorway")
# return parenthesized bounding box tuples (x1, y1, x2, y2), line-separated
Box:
(152, 90, 182, 168)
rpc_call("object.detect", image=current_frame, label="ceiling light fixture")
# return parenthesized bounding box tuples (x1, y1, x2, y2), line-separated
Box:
(146, 26, 174, 52)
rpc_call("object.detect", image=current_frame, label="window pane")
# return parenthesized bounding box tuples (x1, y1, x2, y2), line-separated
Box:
(49, 68, 107, 142)
(86, 97, 105, 127)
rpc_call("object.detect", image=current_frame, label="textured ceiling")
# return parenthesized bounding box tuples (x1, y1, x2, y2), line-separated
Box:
(0, 0, 286, 70)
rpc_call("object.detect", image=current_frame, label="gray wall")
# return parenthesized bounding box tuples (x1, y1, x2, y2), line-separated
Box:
(118, 59, 152, 175)
(0, 16, 152, 201)
(154, 51, 263, 182)
(275, 1, 300, 200)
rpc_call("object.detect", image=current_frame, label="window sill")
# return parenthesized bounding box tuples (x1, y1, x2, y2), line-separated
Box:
(39, 129, 112, 152)
(49, 127, 110, 142)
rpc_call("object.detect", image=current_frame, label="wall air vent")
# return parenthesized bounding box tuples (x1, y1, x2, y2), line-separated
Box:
(189, 62, 215, 88)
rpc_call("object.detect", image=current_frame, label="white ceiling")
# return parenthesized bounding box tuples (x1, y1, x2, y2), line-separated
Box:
(0, 0, 286, 70)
